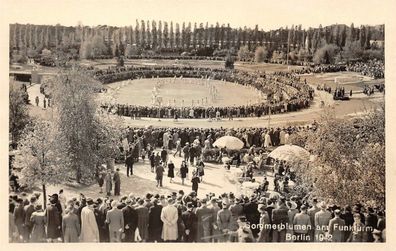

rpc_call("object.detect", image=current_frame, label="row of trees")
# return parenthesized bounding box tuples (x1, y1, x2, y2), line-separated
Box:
(11, 71, 124, 206)
(10, 22, 384, 61)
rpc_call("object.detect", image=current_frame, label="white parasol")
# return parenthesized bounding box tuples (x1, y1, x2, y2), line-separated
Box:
(213, 136, 244, 150)
(268, 144, 310, 164)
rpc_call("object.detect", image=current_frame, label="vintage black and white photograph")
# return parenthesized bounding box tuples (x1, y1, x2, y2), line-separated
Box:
(5, 0, 392, 246)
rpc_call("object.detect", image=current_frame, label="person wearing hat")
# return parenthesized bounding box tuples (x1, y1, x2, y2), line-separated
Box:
(232, 216, 255, 242)
(148, 199, 163, 242)
(46, 196, 62, 242)
(113, 168, 121, 196)
(122, 199, 138, 242)
(23, 196, 37, 241)
(257, 203, 270, 242)
(210, 198, 221, 242)
(292, 205, 311, 242)
(13, 198, 25, 242)
(243, 195, 260, 239)
(62, 204, 80, 242)
(160, 198, 179, 242)
(195, 198, 213, 242)
(180, 160, 189, 185)
(167, 160, 175, 183)
(135, 199, 149, 241)
(29, 204, 46, 242)
(228, 198, 243, 242)
(365, 207, 378, 242)
(160, 147, 168, 166)
(286, 201, 299, 242)
(217, 201, 232, 242)
(105, 200, 124, 242)
(314, 201, 332, 242)
(105, 170, 113, 196)
(183, 142, 191, 163)
(271, 197, 289, 242)
(191, 170, 201, 194)
(125, 152, 134, 177)
(307, 198, 320, 242)
(155, 162, 165, 187)
(80, 198, 100, 242)
(181, 202, 197, 242)
(328, 209, 345, 242)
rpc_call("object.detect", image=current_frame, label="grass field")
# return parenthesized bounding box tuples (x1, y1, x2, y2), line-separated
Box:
(104, 77, 264, 107)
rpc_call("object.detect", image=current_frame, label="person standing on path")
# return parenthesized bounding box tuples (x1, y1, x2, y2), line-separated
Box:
(167, 160, 175, 183)
(125, 153, 134, 177)
(105, 170, 112, 196)
(113, 168, 121, 196)
(156, 163, 165, 187)
(35, 96, 39, 106)
(180, 161, 188, 185)
(191, 171, 200, 194)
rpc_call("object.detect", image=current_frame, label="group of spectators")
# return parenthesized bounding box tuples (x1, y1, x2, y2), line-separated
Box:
(96, 66, 314, 119)
(120, 123, 318, 157)
(346, 59, 385, 79)
(9, 183, 386, 243)
(290, 60, 385, 80)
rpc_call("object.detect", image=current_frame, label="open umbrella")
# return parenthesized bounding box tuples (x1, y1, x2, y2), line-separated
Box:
(213, 136, 244, 150)
(268, 144, 310, 164)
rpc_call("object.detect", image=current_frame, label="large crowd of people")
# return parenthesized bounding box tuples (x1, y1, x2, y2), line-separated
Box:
(346, 59, 385, 79)
(9, 180, 386, 243)
(94, 66, 314, 119)
(291, 60, 384, 79)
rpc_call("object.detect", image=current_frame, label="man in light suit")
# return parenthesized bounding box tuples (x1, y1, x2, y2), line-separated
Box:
(314, 202, 332, 242)
(106, 201, 124, 242)
(293, 205, 311, 242)
(328, 209, 345, 242)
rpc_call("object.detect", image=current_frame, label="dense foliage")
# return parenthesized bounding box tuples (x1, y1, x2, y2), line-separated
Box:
(9, 22, 384, 64)
(294, 105, 385, 207)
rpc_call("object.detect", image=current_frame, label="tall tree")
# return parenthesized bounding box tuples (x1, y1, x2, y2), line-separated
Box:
(14, 120, 68, 209)
(158, 21, 163, 48)
(163, 21, 169, 48)
(175, 22, 180, 48)
(151, 20, 157, 49)
(9, 81, 30, 145)
(169, 21, 174, 49)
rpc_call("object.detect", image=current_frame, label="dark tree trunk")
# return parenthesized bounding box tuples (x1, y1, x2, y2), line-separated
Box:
(42, 184, 47, 209)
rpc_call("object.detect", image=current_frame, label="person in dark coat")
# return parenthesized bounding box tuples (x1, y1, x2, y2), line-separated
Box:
(125, 154, 134, 177)
(181, 202, 197, 242)
(113, 168, 121, 196)
(13, 198, 26, 242)
(97, 173, 104, 193)
(156, 163, 165, 187)
(180, 161, 189, 185)
(135, 199, 149, 242)
(183, 143, 190, 163)
(243, 197, 260, 238)
(160, 147, 168, 165)
(191, 171, 200, 194)
(167, 160, 175, 183)
(46, 197, 62, 242)
(149, 152, 155, 172)
(122, 199, 138, 242)
(271, 198, 289, 242)
(148, 199, 163, 242)
(365, 207, 378, 242)
(23, 196, 37, 242)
